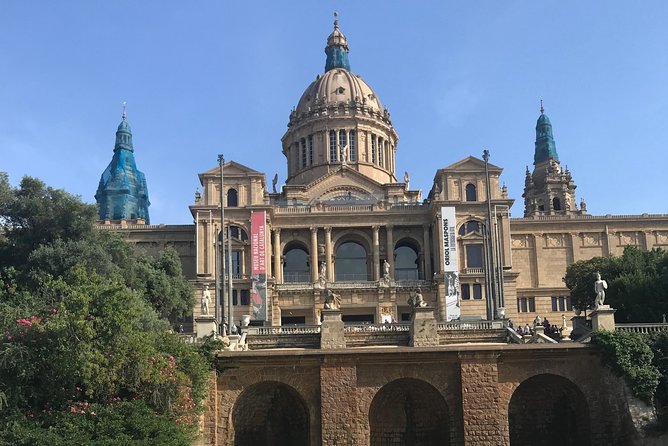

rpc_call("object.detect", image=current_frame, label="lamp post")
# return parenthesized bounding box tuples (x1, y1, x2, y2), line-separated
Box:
(483, 150, 498, 319)
(218, 154, 226, 334)
(493, 204, 510, 318)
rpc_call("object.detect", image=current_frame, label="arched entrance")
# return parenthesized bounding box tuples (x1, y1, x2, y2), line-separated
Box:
(369, 378, 449, 446)
(232, 381, 309, 446)
(509, 374, 590, 446)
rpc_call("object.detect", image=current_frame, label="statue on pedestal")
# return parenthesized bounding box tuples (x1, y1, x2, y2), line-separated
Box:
(408, 287, 427, 308)
(594, 271, 608, 309)
(383, 259, 391, 280)
(324, 289, 341, 310)
(201, 285, 211, 316)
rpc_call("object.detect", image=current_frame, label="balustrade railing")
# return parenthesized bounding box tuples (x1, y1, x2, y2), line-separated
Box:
(343, 323, 410, 333)
(616, 323, 668, 334)
(245, 325, 321, 336)
(283, 272, 311, 283)
(437, 320, 504, 330)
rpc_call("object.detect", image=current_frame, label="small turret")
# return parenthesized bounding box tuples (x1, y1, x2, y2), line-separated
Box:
(95, 104, 151, 223)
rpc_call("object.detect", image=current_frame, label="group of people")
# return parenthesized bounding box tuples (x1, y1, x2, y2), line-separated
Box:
(515, 316, 562, 337)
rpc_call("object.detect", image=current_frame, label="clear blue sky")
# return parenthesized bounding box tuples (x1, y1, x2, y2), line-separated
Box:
(2, 1, 667, 224)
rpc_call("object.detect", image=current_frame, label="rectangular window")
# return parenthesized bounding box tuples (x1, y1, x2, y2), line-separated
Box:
(461, 284, 470, 300)
(232, 289, 238, 306)
(308, 135, 314, 165)
(567, 296, 573, 311)
(378, 138, 384, 167)
(349, 130, 356, 161)
(371, 134, 377, 163)
(240, 289, 250, 306)
(231, 251, 242, 275)
(466, 244, 484, 268)
(300, 138, 307, 168)
(551, 296, 558, 312)
(519, 297, 536, 313)
(329, 130, 337, 162)
(473, 284, 482, 300)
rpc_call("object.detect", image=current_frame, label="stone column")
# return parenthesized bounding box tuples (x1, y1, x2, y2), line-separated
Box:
(569, 233, 580, 264)
(459, 352, 506, 445)
(644, 231, 654, 250)
(386, 225, 394, 277)
(325, 227, 333, 282)
(372, 226, 380, 281)
(423, 224, 432, 279)
(273, 228, 282, 283)
(310, 226, 319, 283)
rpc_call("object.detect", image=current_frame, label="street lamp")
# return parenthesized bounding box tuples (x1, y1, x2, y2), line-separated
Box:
(218, 154, 227, 334)
(483, 150, 498, 319)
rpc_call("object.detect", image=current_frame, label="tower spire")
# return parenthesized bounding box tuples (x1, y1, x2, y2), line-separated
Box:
(325, 12, 351, 72)
(534, 104, 558, 164)
(540, 99, 544, 114)
(122, 101, 127, 121)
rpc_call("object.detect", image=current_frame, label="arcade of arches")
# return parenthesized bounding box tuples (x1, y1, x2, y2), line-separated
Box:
(203, 345, 640, 446)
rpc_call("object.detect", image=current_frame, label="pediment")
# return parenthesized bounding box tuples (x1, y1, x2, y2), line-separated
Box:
(200, 160, 263, 177)
(442, 156, 502, 173)
(301, 167, 385, 203)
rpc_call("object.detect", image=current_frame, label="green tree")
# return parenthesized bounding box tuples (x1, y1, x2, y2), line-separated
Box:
(564, 246, 668, 322)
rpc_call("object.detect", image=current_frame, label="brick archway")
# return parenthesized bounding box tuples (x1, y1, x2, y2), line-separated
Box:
(232, 381, 309, 446)
(508, 373, 590, 446)
(369, 378, 450, 446)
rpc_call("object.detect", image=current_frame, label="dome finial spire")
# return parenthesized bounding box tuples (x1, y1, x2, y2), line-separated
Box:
(540, 99, 544, 114)
(122, 101, 127, 121)
(325, 12, 350, 72)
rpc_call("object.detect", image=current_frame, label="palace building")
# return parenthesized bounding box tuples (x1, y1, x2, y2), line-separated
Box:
(97, 17, 668, 330)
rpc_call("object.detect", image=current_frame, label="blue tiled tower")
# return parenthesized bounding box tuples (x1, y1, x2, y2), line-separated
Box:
(95, 109, 150, 223)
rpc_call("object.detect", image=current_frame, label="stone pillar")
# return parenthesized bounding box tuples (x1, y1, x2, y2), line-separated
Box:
(195, 315, 217, 338)
(372, 226, 380, 281)
(325, 227, 333, 282)
(273, 228, 282, 283)
(320, 309, 345, 349)
(320, 362, 362, 445)
(592, 306, 616, 331)
(459, 352, 506, 446)
(310, 226, 319, 283)
(423, 224, 432, 279)
(409, 307, 439, 347)
(644, 231, 654, 250)
(386, 225, 394, 277)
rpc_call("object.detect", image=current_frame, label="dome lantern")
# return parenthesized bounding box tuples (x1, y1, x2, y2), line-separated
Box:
(325, 12, 351, 72)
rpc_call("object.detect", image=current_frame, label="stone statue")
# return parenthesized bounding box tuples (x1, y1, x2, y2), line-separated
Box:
(324, 289, 341, 310)
(594, 271, 608, 309)
(533, 315, 542, 326)
(408, 287, 427, 308)
(319, 261, 327, 285)
(404, 171, 410, 190)
(432, 180, 441, 199)
(201, 285, 211, 316)
(383, 259, 391, 279)
(272, 174, 278, 193)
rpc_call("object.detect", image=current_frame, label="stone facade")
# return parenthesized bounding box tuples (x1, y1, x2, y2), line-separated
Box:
(204, 344, 641, 445)
(98, 19, 668, 332)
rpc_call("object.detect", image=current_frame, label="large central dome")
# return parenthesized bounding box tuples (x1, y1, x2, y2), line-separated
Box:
(282, 16, 399, 188)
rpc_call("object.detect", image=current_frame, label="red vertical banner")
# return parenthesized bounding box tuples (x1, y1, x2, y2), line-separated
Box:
(250, 211, 267, 321)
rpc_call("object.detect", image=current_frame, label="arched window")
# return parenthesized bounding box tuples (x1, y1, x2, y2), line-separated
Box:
(229, 225, 248, 241)
(335, 241, 368, 281)
(329, 130, 337, 162)
(552, 197, 562, 211)
(465, 183, 477, 202)
(394, 243, 419, 280)
(227, 188, 238, 207)
(283, 244, 310, 283)
(349, 130, 356, 162)
(378, 137, 384, 167)
(458, 220, 481, 236)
